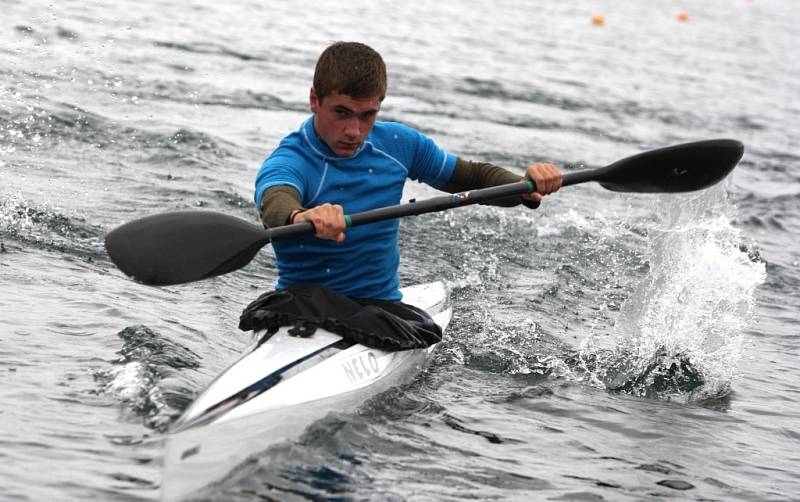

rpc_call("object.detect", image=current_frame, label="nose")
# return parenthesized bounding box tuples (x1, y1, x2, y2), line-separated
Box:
(343, 117, 360, 139)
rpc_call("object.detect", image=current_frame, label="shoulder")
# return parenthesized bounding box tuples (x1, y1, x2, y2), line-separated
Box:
(367, 121, 429, 156)
(370, 120, 421, 142)
(257, 124, 317, 182)
(268, 129, 304, 157)
(263, 128, 315, 169)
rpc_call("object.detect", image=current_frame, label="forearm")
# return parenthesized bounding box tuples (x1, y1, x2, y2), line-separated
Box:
(259, 186, 303, 228)
(441, 157, 536, 208)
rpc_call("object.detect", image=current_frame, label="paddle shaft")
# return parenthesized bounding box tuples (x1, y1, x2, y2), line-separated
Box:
(267, 168, 600, 242)
(268, 179, 528, 241)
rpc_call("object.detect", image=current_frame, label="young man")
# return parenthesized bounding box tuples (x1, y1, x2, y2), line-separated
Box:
(254, 41, 562, 302)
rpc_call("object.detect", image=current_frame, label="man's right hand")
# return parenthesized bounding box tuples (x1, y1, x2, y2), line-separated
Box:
(292, 203, 346, 242)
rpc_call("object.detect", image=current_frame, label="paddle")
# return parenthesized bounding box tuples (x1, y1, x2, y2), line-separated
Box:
(105, 138, 744, 286)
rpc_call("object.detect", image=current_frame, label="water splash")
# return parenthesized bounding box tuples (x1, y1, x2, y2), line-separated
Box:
(0, 192, 104, 256)
(95, 325, 201, 430)
(575, 187, 766, 401)
(440, 306, 573, 379)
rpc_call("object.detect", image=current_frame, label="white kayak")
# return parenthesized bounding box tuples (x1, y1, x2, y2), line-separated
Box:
(161, 282, 452, 501)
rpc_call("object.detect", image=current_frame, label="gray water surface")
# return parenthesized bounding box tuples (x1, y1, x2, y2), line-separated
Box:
(1, 1, 797, 500)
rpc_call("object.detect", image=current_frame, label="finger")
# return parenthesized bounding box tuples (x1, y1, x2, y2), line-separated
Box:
(321, 204, 346, 241)
(321, 220, 338, 239)
(539, 163, 560, 194)
(539, 164, 554, 194)
(547, 164, 562, 192)
(530, 163, 550, 192)
(310, 215, 327, 237)
(523, 191, 543, 202)
(546, 167, 557, 194)
(526, 168, 543, 194)
(538, 164, 550, 194)
(330, 206, 346, 235)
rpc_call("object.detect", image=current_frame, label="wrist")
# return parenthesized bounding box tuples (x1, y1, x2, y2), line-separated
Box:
(289, 208, 306, 224)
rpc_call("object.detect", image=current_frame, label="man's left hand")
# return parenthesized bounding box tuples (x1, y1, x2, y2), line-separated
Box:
(524, 162, 563, 204)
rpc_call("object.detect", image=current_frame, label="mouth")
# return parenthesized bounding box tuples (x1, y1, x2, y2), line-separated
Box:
(337, 142, 360, 153)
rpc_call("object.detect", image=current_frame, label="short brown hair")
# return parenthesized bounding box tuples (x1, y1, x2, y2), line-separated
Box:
(313, 42, 387, 102)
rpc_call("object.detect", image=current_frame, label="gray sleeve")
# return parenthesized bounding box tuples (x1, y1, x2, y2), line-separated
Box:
(259, 185, 303, 228)
(440, 157, 538, 208)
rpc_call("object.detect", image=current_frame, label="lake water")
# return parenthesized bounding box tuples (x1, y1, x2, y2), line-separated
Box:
(1, 0, 798, 500)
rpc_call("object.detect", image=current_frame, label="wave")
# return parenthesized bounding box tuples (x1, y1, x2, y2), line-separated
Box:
(453, 76, 713, 132)
(95, 325, 202, 431)
(129, 77, 303, 112)
(153, 40, 266, 63)
(0, 100, 137, 150)
(0, 193, 106, 258)
(456, 76, 590, 112)
(0, 98, 242, 174)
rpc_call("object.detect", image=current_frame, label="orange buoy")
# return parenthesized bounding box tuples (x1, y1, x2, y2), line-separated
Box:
(677, 11, 689, 22)
(591, 14, 605, 26)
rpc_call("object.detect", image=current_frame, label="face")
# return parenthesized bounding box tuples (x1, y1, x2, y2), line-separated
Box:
(310, 88, 382, 157)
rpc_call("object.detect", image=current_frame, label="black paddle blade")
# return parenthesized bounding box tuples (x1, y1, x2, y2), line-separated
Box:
(105, 211, 271, 285)
(596, 139, 744, 193)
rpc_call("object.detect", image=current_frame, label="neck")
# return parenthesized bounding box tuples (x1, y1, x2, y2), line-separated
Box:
(311, 116, 333, 153)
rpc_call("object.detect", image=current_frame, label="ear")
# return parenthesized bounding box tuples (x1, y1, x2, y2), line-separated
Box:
(309, 87, 319, 113)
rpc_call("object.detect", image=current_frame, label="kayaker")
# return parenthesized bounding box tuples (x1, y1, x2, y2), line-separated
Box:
(255, 41, 562, 302)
